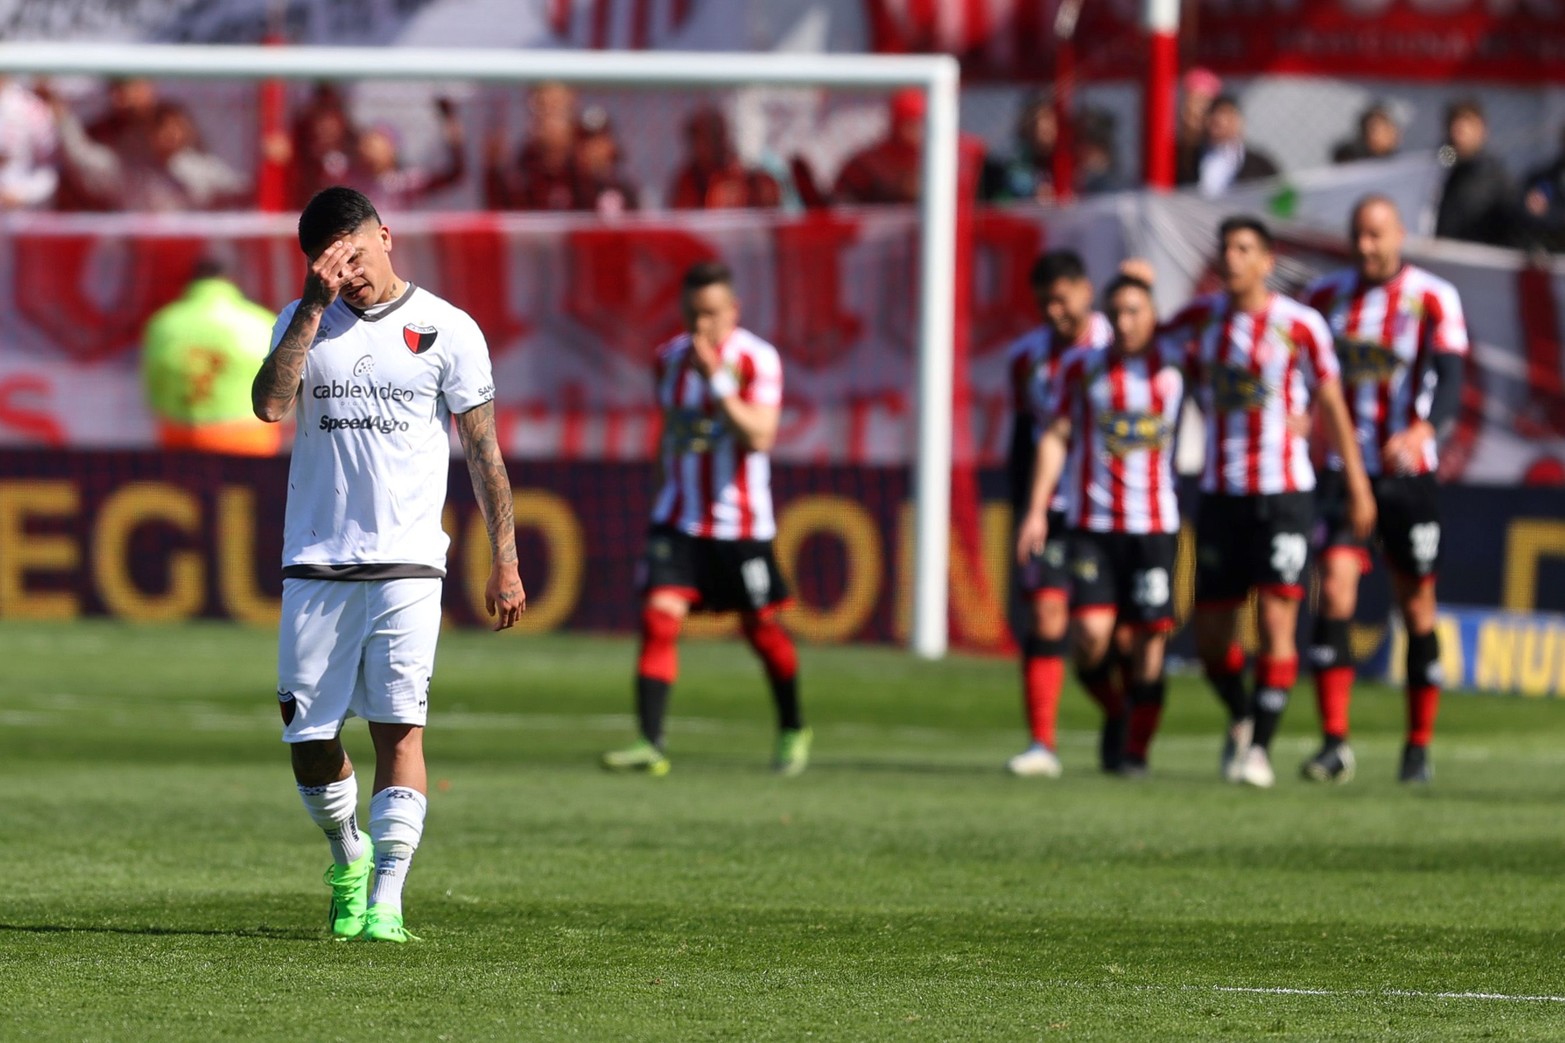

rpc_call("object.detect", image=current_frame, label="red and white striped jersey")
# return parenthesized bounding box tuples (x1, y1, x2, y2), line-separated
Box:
(1163, 293, 1339, 496)
(1302, 264, 1468, 477)
(1046, 343, 1184, 535)
(1006, 313, 1114, 421)
(649, 327, 783, 541)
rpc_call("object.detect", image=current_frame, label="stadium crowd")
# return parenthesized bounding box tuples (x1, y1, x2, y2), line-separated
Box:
(3, 71, 1564, 248)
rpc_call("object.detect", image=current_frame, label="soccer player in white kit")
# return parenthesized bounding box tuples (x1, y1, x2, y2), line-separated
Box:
(251, 187, 526, 943)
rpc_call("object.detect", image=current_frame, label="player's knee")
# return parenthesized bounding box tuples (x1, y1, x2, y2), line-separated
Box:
(1405, 629, 1442, 689)
(1309, 617, 1353, 674)
(1030, 596, 1069, 639)
(646, 590, 691, 621)
(289, 739, 346, 785)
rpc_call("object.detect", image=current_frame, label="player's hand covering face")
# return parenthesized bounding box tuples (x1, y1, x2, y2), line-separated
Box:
(306, 220, 395, 310)
(683, 283, 739, 376)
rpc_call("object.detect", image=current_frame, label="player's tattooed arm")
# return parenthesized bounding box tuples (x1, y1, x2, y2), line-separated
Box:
(456, 400, 527, 630)
(252, 239, 362, 422)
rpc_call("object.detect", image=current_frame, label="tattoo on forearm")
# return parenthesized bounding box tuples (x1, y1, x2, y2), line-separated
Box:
(251, 306, 321, 417)
(457, 401, 518, 567)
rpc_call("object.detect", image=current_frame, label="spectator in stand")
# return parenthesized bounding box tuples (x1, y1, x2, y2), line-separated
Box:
(669, 105, 780, 209)
(834, 88, 924, 205)
(572, 105, 638, 215)
(1178, 94, 1280, 197)
(53, 95, 247, 210)
(981, 91, 1057, 203)
(1521, 124, 1565, 252)
(1074, 108, 1123, 196)
(1435, 98, 1518, 247)
(50, 77, 158, 210)
(345, 98, 466, 210)
(1174, 67, 1223, 190)
(286, 82, 355, 208)
(1332, 102, 1402, 164)
(485, 81, 581, 211)
(142, 259, 281, 456)
(0, 76, 57, 210)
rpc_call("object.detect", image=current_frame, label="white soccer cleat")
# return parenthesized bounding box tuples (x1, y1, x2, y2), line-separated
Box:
(1239, 745, 1276, 789)
(1221, 718, 1253, 784)
(1006, 744, 1063, 778)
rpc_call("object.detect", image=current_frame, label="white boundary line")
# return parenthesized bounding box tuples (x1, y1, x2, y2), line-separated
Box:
(1194, 985, 1565, 1004)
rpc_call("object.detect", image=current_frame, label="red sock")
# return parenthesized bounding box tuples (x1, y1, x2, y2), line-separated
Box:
(1023, 656, 1063, 749)
(1315, 666, 1354, 739)
(1407, 685, 1440, 746)
(741, 609, 798, 681)
(636, 605, 682, 684)
(1126, 704, 1162, 760)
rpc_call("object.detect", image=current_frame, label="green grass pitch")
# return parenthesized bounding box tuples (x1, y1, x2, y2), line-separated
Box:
(3, 619, 1563, 1041)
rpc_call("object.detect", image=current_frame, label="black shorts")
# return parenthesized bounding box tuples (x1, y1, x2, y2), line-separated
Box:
(638, 525, 790, 613)
(1195, 491, 1314, 605)
(1069, 529, 1180, 630)
(1018, 510, 1072, 599)
(1318, 470, 1441, 580)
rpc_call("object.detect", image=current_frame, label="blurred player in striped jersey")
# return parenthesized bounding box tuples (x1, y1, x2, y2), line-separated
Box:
(1003, 250, 1120, 778)
(602, 261, 809, 777)
(1300, 196, 1468, 785)
(1016, 273, 1182, 776)
(1163, 216, 1376, 788)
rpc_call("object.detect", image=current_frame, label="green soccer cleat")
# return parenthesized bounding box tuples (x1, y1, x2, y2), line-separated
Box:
(601, 739, 671, 776)
(359, 905, 421, 944)
(323, 842, 374, 941)
(774, 727, 813, 776)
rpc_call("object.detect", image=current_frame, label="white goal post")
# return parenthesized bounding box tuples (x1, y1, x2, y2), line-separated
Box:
(0, 42, 960, 659)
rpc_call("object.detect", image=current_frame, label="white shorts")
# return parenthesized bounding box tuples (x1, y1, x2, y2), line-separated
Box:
(276, 577, 443, 743)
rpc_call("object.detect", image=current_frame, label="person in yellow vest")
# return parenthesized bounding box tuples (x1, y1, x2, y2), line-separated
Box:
(142, 260, 282, 455)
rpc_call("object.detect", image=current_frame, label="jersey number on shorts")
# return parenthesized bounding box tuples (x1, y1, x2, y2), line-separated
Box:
(1132, 568, 1171, 608)
(1270, 534, 1308, 585)
(741, 558, 771, 608)
(1409, 522, 1440, 567)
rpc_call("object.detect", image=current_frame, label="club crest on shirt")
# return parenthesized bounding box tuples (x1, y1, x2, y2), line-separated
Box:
(1210, 362, 1272, 411)
(1098, 411, 1172, 457)
(1335, 336, 1403, 383)
(403, 323, 438, 354)
(666, 409, 720, 453)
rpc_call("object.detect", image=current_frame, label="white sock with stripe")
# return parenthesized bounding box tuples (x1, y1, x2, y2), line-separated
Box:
(368, 786, 428, 914)
(297, 775, 366, 867)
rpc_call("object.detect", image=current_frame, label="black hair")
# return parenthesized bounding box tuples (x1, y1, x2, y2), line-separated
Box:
(1218, 214, 1274, 252)
(1030, 249, 1087, 288)
(1445, 97, 1485, 125)
(682, 259, 733, 293)
(1208, 93, 1241, 115)
(297, 186, 381, 255)
(1102, 274, 1153, 303)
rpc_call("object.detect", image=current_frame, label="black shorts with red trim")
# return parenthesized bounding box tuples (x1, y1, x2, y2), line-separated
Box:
(638, 525, 790, 614)
(1195, 491, 1314, 605)
(1317, 469, 1441, 580)
(1068, 529, 1179, 629)
(1018, 510, 1072, 599)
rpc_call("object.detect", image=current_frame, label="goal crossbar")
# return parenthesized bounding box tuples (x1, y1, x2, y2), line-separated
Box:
(0, 42, 958, 659)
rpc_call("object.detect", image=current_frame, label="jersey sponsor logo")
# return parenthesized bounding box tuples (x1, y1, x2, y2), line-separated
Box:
(352, 354, 374, 377)
(1210, 362, 1272, 411)
(1335, 336, 1403, 383)
(319, 414, 411, 434)
(666, 409, 722, 453)
(311, 380, 417, 403)
(403, 322, 438, 354)
(1098, 410, 1172, 456)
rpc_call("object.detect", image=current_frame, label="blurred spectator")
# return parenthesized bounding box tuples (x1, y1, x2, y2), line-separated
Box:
(1177, 94, 1280, 197)
(53, 95, 247, 210)
(668, 105, 780, 209)
(51, 77, 158, 210)
(981, 91, 1057, 203)
(572, 105, 638, 214)
(1435, 98, 1517, 247)
(834, 88, 924, 205)
(1332, 102, 1402, 164)
(1173, 67, 1223, 190)
(142, 259, 281, 456)
(0, 76, 57, 210)
(1522, 124, 1565, 251)
(486, 81, 581, 210)
(344, 97, 465, 210)
(286, 82, 355, 207)
(1073, 108, 1122, 196)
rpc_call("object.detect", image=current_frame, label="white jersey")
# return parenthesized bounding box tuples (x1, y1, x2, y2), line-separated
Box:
(1303, 264, 1468, 477)
(650, 327, 783, 541)
(271, 284, 495, 575)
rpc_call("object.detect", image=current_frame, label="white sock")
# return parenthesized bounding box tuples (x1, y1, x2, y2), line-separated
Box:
(368, 786, 427, 914)
(298, 775, 365, 867)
